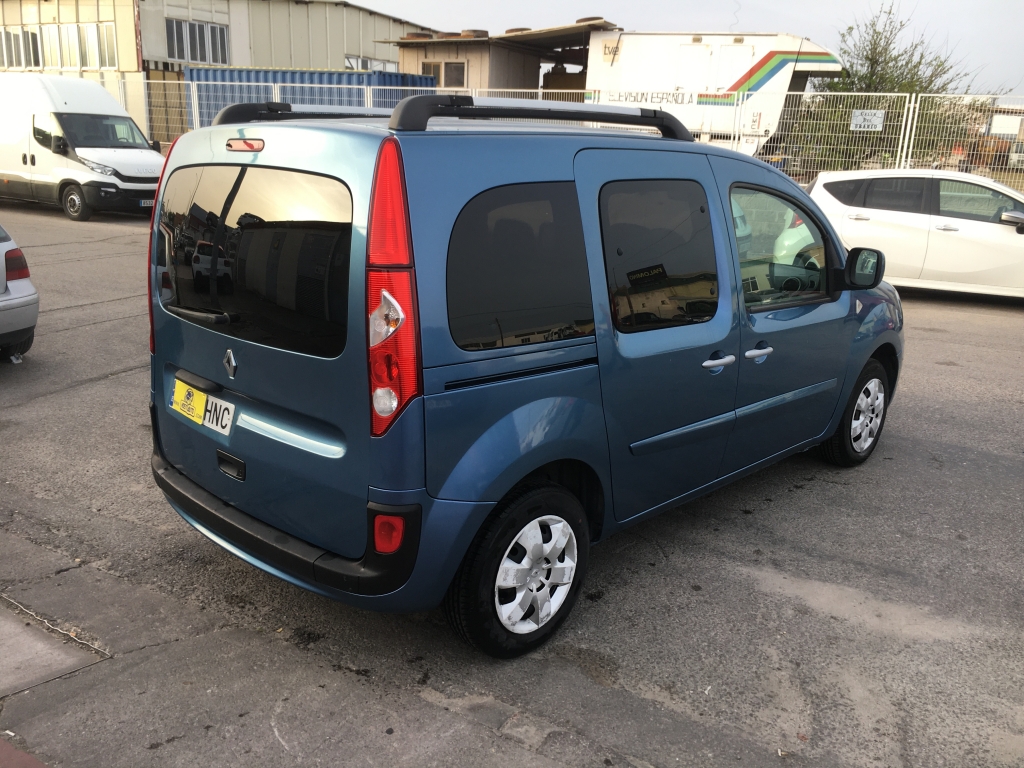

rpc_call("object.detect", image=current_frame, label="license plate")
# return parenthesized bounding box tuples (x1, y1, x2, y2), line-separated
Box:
(139, 199, 154, 207)
(169, 379, 235, 436)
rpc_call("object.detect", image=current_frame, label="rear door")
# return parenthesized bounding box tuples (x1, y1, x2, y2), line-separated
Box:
(575, 149, 741, 522)
(842, 176, 931, 279)
(922, 177, 1024, 290)
(152, 162, 370, 559)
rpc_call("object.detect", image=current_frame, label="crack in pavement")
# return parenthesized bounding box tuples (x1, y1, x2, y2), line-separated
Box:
(38, 312, 148, 338)
(2, 363, 148, 410)
(38, 293, 146, 314)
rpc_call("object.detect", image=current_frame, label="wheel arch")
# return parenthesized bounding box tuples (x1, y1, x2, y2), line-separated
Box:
(518, 459, 606, 543)
(870, 342, 900, 395)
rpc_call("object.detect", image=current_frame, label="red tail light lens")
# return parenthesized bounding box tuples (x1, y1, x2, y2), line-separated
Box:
(367, 138, 412, 267)
(149, 137, 178, 354)
(789, 214, 805, 229)
(373, 514, 406, 554)
(4, 248, 30, 281)
(366, 137, 421, 437)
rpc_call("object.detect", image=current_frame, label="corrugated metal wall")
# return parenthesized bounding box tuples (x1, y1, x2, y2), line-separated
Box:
(184, 66, 433, 87)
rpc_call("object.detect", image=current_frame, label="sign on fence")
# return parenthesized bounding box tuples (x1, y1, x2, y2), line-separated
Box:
(850, 109, 886, 132)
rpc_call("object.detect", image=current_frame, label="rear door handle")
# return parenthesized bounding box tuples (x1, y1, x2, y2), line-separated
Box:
(936, 224, 959, 232)
(22, 154, 27, 165)
(702, 354, 736, 369)
(847, 214, 870, 221)
(744, 346, 774, 360)
(30, 154, 35, 166)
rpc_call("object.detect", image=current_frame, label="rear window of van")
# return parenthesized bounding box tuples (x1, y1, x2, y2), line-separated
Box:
(157, 165, 352, 358)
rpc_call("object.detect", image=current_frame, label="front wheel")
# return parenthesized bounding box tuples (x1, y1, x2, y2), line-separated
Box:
(444, 484, 589, 658)
(821, 359, 889, 467)
(62, 184, 93, 221)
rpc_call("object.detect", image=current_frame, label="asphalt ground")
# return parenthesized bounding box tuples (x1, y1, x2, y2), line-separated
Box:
(0, 201, 1022, 768)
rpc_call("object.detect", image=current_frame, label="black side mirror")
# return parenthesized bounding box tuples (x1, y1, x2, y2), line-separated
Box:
(844, 247, 885, 290)
(151, 140, 162, 153)
(50, 135, 68, 155)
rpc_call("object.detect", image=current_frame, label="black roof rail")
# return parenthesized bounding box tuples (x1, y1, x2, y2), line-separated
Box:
(211, 101, 388, 126)
(388, 94, 694, 141)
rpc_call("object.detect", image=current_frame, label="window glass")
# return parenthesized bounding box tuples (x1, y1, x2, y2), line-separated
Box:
(938, 180, 1024, 223)
(23, 28, 40, 67)
(158, 166, 353, 358)
(443, 61, 465, 88)
(100, 23, 116, 68)
(59, 25, 78, 68)
(0, 223, 10, 243)
(56, 113, 148, 148)
(731, 187, 828, 309)
(33, 113, 60, 149)
(864, 177, 927, 214)
(421, 62, 440, 82)
(823, 179, 863, 206)
(42, 25, 60, 67)
(447, 183, 594, 350)
(187, 22, 199, 61)
(601, 180, 718, 331)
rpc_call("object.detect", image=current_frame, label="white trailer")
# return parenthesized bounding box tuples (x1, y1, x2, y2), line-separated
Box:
(586, 32, 844, 155)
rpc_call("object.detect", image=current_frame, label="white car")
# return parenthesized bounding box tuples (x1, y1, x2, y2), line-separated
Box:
(809, 169, 1024, 298)
(0, 221, 39, 361)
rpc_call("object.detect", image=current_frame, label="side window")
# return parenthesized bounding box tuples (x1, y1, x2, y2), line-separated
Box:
(863, 177, 927, 214)
(33, 113, 58, 149)
(938, 179, 1024, 223)
(600, 180, 718, 332)
(447, 182, 594, 350)
(822, 179, 863, 206)
(730, 187, 828, 310)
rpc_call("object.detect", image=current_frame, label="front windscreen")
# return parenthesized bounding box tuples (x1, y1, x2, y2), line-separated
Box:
(156, 165, 354, 358)
(56, 113, 150, 149)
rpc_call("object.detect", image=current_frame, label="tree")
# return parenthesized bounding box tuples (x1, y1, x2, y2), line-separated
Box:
(816, 3, 973, 94)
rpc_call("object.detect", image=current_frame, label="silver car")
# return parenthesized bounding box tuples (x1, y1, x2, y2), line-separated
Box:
(0, 221, 39, 361)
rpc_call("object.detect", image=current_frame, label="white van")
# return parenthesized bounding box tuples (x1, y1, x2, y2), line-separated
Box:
(0, 73, 164, 221)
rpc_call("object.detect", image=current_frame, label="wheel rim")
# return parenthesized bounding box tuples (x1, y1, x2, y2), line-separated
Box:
(494, 515, 577, 635)
(850, 377, 885, 453)
(66, 191, 81, 215)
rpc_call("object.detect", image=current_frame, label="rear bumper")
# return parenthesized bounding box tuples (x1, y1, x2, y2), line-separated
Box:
(0, 279, 39, 339)
(152, 449, 421, 597)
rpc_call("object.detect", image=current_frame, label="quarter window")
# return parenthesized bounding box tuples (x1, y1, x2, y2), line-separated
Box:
(938, 179, 1024, 223)
(730, 187, 828, 310)
(447, 183, 594, 351)
(863, 177, 927, 214)
(822, 179, 863, 206)
(601, 179, 719, 331)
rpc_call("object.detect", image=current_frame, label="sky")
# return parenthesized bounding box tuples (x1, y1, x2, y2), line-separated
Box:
(371, 0, 1023, 95)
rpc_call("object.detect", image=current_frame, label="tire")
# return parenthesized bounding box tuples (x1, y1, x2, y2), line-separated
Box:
(62, 184, 93, 222)
(1, 330, 34, 358)
(444, 483, 590, 658)
(821, 359, 889, 467)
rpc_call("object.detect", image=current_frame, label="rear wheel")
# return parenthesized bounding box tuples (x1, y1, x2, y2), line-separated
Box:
(821, 359, 889, 467)
(444, 484, 589, 658)
(62, 184, 93, 222)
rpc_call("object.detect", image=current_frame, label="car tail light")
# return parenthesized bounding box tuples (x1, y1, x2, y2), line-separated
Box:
(149, 137, 178, 354)
(366, 137, 421, 437)
(373, 514, 406, 554)
(789, 214, 805, 229)
(5, 249, 30, 281)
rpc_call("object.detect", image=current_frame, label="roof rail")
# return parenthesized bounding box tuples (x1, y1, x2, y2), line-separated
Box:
(211, 102, 389, 126)
(388, 94, 694, 141)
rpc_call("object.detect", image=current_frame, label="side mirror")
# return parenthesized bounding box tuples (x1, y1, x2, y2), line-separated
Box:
(844, 247, 885, 290)
(50, 135, 68, 155)
(151, 140, 162, 153)
(999, 210, 1024, 234)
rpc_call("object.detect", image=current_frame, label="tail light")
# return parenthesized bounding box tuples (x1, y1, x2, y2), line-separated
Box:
(366, 137, 421, 437)
(193, 254, 200, 264)
(788, 214, 805, 229)
(5, 248, 30, 281)
(373, 514, 406, 554)
(149, 137, 178, 354)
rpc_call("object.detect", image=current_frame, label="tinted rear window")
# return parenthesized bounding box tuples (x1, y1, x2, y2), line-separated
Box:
(157, 165, 352, 358)
(864, 177, 927, 214)
(600, 179, 719, 331)
(823, 179, 863, 206)
(0, 223, 9, 242)
(447, 182, 594, 351)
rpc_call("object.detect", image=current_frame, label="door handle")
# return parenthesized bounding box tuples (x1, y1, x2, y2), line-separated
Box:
(702, 354, 736, 369)
(847, 214, 870, 221)
(744, 346, 774, 359)
(936, 224, 959, 232)
(22, 154, 27, 165)
(30, 154, 35, 166)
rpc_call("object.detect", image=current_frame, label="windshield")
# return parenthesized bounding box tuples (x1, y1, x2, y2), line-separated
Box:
(56, 113, 150, 149)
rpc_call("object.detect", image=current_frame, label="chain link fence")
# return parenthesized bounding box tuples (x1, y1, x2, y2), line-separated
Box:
(110, 81, 1024, 194)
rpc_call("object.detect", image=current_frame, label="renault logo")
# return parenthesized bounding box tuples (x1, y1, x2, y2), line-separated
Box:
(223, 349, 237, 378)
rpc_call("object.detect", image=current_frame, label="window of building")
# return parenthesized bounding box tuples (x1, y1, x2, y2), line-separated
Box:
(863, 177, 927, 214)
(601, 179, 719, 331)
(60, 25, 79, 68)
(447, 182, 594, 351)
(166, 19, 228, 64)
(41, 25, 61, 68)
(730, 187, 829, 310)
(443, 61, 465, 88)
(938, 179, 1024, 223)
(345, 55, 397, 72)
(421, 61, 440, 83)
(2, 28, 24, 68)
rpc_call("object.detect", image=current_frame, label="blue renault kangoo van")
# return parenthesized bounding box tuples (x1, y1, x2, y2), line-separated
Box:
(149, 96, 903, 657)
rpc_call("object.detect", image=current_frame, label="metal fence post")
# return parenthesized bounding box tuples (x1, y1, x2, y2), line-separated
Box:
(902, 94, 921, 169)
(190, 82, 201, 131)
(272, 83, 282, 103)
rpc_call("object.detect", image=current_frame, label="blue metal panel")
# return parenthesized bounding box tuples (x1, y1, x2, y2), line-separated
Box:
(184, 66, 434, 86)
